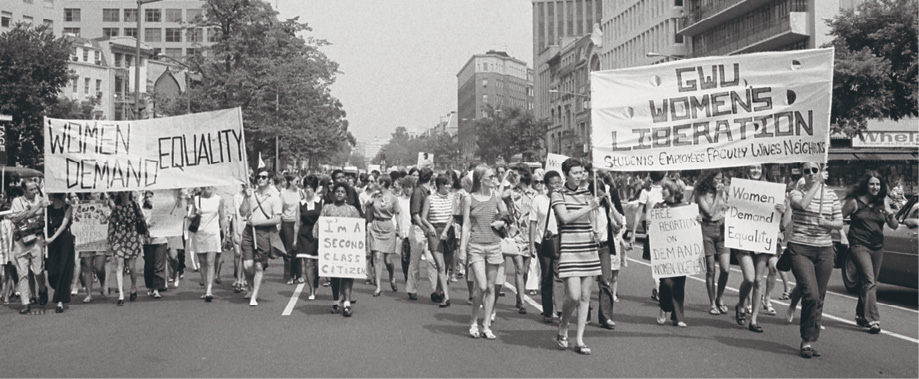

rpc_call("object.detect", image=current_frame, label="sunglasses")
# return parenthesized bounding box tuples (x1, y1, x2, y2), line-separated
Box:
(804, 167, 820, 175)
(257, 175, 270, 180)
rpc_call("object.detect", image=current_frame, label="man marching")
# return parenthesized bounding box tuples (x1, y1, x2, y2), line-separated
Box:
(238, 170, 282, 306)
(12, 181, 50, 314)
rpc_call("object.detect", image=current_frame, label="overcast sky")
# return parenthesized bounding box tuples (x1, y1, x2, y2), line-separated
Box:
(277, 0, 532, 144)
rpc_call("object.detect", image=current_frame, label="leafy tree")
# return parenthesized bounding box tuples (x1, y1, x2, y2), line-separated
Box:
(158, 0, 354, 169)
(474, 105, 546, 164)
(0, 23, 72, 168)
(827, 0, 918, 135)
(47, 97, 99, 120)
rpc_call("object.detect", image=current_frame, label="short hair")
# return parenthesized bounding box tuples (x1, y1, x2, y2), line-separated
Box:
(331, 169, 345, 181)
(408, 167, 420, 177)
(561, 158, 582, 176)
(434, 174, 451, 189)
(284, 174, 296, 185)
(389, 170, 403, 182)
(400, 176, 417, 190)
(331, 182, 350, 196)
(377, 176, 392, 189)
(512, 164, 532, 186)
(543, 170, 561, 186)
(302, 175, 319, 191)
(660, 178, 685, 203)
(418, 168, 434, 184)
(649, 171, 666, 182)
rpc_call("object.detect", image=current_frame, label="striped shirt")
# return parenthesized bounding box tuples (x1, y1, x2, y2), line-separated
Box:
(427, 191, 454, 225)
(551, 184, 601, 278)
(469, 193, 501, 244)
(789, 186, 842, 247)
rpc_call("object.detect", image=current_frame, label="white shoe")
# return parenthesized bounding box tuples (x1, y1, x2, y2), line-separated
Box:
(308, 294, 316, 300)
(174, 278, 180, 287)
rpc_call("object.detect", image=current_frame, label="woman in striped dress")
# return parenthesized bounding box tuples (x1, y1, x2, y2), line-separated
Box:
(422, 174, 455, 307)
(551, 158, 602, 355)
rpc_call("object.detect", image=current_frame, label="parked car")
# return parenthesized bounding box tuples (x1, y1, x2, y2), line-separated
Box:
(836, 195, 919, 293)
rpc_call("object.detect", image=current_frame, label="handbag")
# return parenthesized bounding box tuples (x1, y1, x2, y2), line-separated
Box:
(776, 247, 792, 272)
(134, 202, 149, 236)
(536, 205, 560, 260)
(187, 196, 202, 233)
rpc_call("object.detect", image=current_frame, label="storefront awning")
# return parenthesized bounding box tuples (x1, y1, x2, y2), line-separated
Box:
(828, 149, 918, 161)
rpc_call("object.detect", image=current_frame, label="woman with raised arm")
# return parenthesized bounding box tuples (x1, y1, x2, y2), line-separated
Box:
(842, 171, 898, 335)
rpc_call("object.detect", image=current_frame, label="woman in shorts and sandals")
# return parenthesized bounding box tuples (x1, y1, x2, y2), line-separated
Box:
(694, 169, 731, 316)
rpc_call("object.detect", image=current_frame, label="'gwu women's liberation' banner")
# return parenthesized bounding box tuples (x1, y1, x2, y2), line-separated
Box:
(43, 108, 248, 192)
(591, 48, 833, 171)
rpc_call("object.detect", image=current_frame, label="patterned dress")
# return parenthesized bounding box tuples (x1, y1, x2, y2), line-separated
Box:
(108, 202, 144, 259)
(551, 185, 601, 278)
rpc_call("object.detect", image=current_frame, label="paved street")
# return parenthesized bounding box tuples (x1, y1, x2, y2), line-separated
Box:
(3, 244, 917, 378)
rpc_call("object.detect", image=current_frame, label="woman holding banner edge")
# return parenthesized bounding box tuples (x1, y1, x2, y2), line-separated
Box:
(787, 161, 842, 358)
(732, 164, 786, 333)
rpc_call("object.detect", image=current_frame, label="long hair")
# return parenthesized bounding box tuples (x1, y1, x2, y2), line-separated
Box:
(660, 178, 685, 203)
(694, 169, 722, 195)
(846, 170, 888, 207)
(471, 165, 490, 194)
(743, 164, 767, 181)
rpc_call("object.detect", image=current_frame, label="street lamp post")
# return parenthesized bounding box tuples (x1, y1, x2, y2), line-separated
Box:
(135, 0, 163, 120)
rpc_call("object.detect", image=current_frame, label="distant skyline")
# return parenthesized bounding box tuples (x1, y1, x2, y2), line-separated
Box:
(277, 0, 532, 145)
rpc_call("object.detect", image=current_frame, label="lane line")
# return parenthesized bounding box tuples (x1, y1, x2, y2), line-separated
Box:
(282, 283, 305, 316)
(627, 257, 919, 344)
(503, 283, 543, 314)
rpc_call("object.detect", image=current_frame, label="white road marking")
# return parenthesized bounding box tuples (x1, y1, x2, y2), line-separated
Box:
(627, 257, 919, 344)
(282, 283, 305, 316)
(503, 283, 543, 314)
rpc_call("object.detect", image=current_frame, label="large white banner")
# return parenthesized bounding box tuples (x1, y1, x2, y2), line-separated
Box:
(725, 179, 786, 254)
(592, 49, 833, 171)
(648, 205, 705, 280)
(44, 108, 248, 192)
(318, 217, 366, 279)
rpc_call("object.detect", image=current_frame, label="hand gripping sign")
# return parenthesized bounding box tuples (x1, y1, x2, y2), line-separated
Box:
(318, 217, 367, 279)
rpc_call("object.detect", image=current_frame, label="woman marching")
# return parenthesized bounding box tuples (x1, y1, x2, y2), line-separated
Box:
(297, 175, 323, 300)
(460, 165, 507, 340)
(732, 164, 787, 332)
(313, 182, 361, 317)
(367, 176, 400, 297)
(842, 171, 898, 334)
(552, 158, 603, 355)
(421, 174, 454, 307)
(108, 192, 144, 306)
(189, 186, 226, 302)
(693, 169, 731, 316)
(787, 162, 843, 358)
(651, 178, 692, 327)
(44, 193, 74, 313)
(279, 175, 302, 285)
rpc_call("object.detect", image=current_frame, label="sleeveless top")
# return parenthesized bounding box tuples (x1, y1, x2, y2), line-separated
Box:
(196, 195, 222, 234)
(48, 204, 71, 235)
(847, 197, 887, 250)
(299, 197, 323, 238)
(427, 191, 454, 225)
(469, 193, 500, 244)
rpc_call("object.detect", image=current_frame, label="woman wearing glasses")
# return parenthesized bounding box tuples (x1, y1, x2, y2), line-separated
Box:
(239, 170, 283, 307)
(787, 162, 842, 358)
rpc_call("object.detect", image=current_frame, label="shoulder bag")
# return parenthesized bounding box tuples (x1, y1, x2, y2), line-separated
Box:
(536, 204, 560, 260)
(134, 201, 149, 236)
(187, 196, 202, 232)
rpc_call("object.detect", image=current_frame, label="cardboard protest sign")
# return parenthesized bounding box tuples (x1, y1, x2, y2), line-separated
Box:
(318, 217, 366, 279)
(144, 189, 188, 238)
(724, 179, 786, 254)
(545, 153, 569, 176)
(43, 108, 248, 192)
(648, 205, 704, 280)
(591, 49, 833, 171)
(417, 152, 433, 168)
(71, 200, 111, 252)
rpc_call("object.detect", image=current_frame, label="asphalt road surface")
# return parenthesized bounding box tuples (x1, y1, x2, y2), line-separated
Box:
(3, 244, 917, 378)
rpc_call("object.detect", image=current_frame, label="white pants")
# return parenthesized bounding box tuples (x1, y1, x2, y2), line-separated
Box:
(405, 225, 436, 295)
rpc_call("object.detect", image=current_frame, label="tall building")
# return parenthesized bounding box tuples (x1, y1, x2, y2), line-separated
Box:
(456, 51, 534, 161)
(678, 0, 844, 58)
(544, 35, 600, 157)
(597, 0, 687, 70)
(60, 0, 212, 59)
(0, 0, 61, 35)
(532, 0, 603, 120)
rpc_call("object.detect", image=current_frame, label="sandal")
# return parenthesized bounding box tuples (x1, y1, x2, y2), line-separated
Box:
(469, 324, 481, 339)
(779, 291, 791, 301)
(482, 329, 496, 340)
(763, 299, 777, 315)
(575, 345, 592, 355)
(709, 306, 721, 316)
(717, 303, 729, 314)
(735, 305, 746, 326)
(555, 334, 569, 350)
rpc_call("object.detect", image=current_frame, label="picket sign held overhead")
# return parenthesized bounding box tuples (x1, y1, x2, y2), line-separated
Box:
(591, 48, 834, 171)
(724, 179, 786, 254)
(43, 108, 248, 193)
(545, 153, 569, 176)
(417, 152, 434, 168)
(318, 217, 366, 279)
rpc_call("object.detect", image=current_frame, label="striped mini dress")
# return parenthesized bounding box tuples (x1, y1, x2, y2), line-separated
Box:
(550, 185, 601, 278)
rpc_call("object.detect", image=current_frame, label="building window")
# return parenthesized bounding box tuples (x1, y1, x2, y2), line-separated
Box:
(114, 53, 122, 67)
(64, 8, 80, 22)
(103, 8, 119, 22)
(84, 78, 90, 95)
(153, 48, 161, 56)
(165, 28, 182, 42)
(103, 27, 119, 37)
(95, 79, 102, 94)
(22, 15, 33, 25)
(145, 9, 161, 22)
(71, 76, 78, 90)
(187, 9, 202, 22)
(82, 48, 88, 62)
(482, 78, 488, 87)
(144, 28, 161, 42)
(187, 28, 202, 42)
(186, 48, 197, 56)
(124, 9, 137, 23)
(94, 51, 101, 65)
(164, 48, 182, 58)
(124, 28, 137, 38)
(165, 9, 182, 22)
(482, 95, 488, 104)
(43, 19, 52, 27)
(1, 12, 11, 27)
(207, 28, 219, 42)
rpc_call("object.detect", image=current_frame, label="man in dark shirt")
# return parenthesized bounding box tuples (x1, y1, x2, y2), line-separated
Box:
(405, 168, 437, 301)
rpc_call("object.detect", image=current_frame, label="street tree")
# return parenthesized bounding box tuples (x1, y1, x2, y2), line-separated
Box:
(827, 0, 918, 135)
(159, 0, 354, 169)
(474, 105, 546, 164)
(0, 23, 72, 168)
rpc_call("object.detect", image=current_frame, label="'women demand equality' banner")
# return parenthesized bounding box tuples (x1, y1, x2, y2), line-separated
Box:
(591, 48, 833, 171)
(43, 108, 248, 192)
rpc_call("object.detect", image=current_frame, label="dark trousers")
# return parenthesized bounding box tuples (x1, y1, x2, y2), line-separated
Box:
(143, 243, 168, 291)
(400, 238, 411, 282)
(659, 276, 686, 322)
(788, 242, 835, 343)
(330, 277, 354, 301)
(851, 244, 883, 323)
(597, 244, 614, 322)
(47, 234, 75, 304)
(280, 221, 300, 280)
(538, 252, 557, 317)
